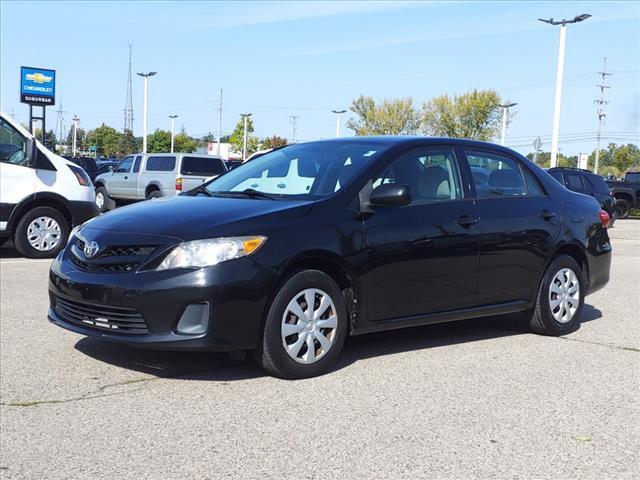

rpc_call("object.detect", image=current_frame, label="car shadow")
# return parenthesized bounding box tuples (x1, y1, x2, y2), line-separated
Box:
(74, 304, 602, 381)
(0, 243, 21, 259)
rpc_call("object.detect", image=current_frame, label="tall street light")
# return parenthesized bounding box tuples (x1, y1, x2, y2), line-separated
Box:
(499, 102, 517, 145)
(539, 14, 591, 167)
(331, 109, 346, 137)
(136, 71, 157, 153)
(72, 115, 80, 157)
(240, 113, 252, 160)
(169, 115, 178, 153)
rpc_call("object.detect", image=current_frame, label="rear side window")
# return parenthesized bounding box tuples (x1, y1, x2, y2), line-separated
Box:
(549, 170, 565, 184)
(465, 151, 526, 197)
(146, 156, 176, 172)
(564, 171, 585, 192)
(133, 155, 142, 173)
(180, 156, 226, 176)
(586, 173, 611, 193)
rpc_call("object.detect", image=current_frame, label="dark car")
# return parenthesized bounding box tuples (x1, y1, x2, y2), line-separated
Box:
(68, 156, 99, 182)
(96, 161, 119, 176)
(606, 171, 640, 219)
(224, 159, 243, 170)
(548, 167, 616, 224)
(48, 137, 612, 379)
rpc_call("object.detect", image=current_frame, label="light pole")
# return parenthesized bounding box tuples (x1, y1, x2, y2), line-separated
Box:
(331, 109, 346, 137)
(169, 115, 178, 153)
(136, 71, 157, 153)
(499, 102, 517, 145)
(539, 14, 591, 167)
(72, 115, 80, 156)
(240, 113, 252, 160)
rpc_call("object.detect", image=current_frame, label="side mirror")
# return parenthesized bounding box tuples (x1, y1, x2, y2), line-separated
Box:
(369, 184, 412, 207)
(26, 138, 38, 168)
(108, 165, 115, 172)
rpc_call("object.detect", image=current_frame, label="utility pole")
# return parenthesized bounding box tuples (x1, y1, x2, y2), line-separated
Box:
(124, 43, 134, 132)
(217, 88, 223, 155)
(539, 14, 591, 167)
(240, 113, 252, 160)
(72, 115, 80, 157)
(331, 110, 346, 137)
(498, 102, 517, 145)
(290, 115, 299, 143)
(55, 101, 67, 153)
(169, 115, 178, 153)
(137, 71, 157, 153)
(594, 57, 611, 175)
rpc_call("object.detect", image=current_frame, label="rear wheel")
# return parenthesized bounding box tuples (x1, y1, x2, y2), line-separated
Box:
(147, 189, 162, 200)
(14, 206, 69, 259)
(614, 198, 631, 219)
(529, 255, 584, 336)
(254, 270, 348, 379)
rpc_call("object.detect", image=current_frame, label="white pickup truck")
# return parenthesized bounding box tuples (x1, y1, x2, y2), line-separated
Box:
(93, 153, 226, 211)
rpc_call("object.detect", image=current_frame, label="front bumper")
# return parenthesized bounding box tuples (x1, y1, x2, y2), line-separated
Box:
(48, 253, 277, 351)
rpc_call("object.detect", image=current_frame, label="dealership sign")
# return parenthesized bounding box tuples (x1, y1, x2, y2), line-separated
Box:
(20, 66, 56, 105)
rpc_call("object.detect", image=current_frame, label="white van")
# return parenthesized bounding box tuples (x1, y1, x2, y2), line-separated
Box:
(93, 152, 226, 211)
(0, 111, 97, 258)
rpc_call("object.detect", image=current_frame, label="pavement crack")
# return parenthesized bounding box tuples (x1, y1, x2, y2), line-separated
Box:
(3, 389, 145, 408)
(559, 336, 639, 352)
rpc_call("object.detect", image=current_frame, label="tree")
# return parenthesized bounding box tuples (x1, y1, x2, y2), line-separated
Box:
(525, 151, 572, 168)
(33, 129, 56, 150)
(117, 129, 138, 157)
(66, 127, 86, 151)
(613, 144, 636, 174)
(147, 129, 171, 153)
(86, 124, 121, 157)
(422, 89, 503, 140)
(229, 117, 259, 155)
(261, 135, 288, 149)
(347, 95, 420, 135)
(174, 132, 198, 153)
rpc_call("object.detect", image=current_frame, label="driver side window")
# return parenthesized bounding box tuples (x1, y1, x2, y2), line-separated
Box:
(116, 156, 133, 173)
(0, 118, 28, 167)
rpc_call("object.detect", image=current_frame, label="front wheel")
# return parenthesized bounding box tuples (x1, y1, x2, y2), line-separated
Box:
(254, 270, 348, 379)
(614, 198, 631, 219)
(95, 186, 115, 213)
(13, 207, 69, 259)
(529, 255, 585, 336)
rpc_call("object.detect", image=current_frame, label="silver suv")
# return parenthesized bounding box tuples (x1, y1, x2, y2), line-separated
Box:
(93, 153, 226, 211)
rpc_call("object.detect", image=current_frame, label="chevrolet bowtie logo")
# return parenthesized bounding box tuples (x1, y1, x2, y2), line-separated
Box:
(26, 72, 53, 84)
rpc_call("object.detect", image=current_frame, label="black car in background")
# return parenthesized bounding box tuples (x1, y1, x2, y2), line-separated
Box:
(67, 156, 99, 182)
(606, 170, 640, 219)
(96, 161, 120, 176)
(548, 167, 616, 224)
(48, 137, 612, 379)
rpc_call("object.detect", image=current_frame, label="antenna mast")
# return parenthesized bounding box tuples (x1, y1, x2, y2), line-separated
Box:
(124, 43, 134, 132)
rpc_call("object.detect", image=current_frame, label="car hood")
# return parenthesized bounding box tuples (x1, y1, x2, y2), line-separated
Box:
(84, 195, 314, 241)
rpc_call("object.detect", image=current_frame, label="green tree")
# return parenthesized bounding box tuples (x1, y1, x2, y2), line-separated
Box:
(174, 132, 198, 153)
(229, 117, 259, 155)
(422, 89, 503, 140)
(261, 135, 288, 149)
(66, 127, 86, 151)
(525, 151, 571, 169)
(613, 144, 636, 174)
(147, 129, 172, 153)
(347, 95, 420, 135)
(33, 129, 56, 151)
(86, 124, 121, 157)
(117, 129, 138, 157)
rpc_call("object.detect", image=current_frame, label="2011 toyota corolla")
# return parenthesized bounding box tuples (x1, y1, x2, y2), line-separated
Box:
(48, 137, 612, 379)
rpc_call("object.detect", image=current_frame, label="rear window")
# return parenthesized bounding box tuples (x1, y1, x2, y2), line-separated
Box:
(626, 172, 640, 183)
(146, 156, 176, 172)
(180, 156, 226, 176)
(586, 173, 610, 193)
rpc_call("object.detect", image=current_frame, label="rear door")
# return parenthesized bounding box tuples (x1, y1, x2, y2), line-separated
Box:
(180, 156, 227, 191)
(462, 148, 561, 305)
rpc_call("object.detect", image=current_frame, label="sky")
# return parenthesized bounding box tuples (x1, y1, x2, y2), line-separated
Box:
(1, 0, 639, 156)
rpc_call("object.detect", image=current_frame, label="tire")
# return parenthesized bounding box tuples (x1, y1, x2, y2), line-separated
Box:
(95, 186, 115, 213)
(529, 255, 585, 336)
(254, 270, 348, 379)
(614, 198, 631, 219)
(0, 237, 8, 248)
(14, 206, 70, 259)
(147, 190, 162, 200)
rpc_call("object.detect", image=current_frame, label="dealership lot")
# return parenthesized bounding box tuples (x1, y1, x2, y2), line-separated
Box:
(0, 222, 638, 479)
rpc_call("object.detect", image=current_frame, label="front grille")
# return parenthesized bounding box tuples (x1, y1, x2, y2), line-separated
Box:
(72, 238, 158, 273)
(71, 256, 138, 273)
(53, 295, 148, 334)
(75, 239, 155, 258)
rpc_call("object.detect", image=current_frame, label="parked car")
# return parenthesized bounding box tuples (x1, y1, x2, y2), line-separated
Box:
(547, 167, 616, 225)
(224, 159, 243, 170)
(48, 137, 611, 379)
(68, 156, 99, 182)
(93, 153, 227, 212)
(606, 170, 640, 219)
(0, 111, 97, 258)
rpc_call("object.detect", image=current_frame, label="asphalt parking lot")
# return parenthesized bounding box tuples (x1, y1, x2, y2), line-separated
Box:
(0, 221, 638, 479)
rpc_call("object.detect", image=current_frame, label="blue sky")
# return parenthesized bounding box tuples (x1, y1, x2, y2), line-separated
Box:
(1, 0, 638, 155)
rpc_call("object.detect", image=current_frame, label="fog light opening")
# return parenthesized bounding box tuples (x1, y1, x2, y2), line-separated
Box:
(176, 302, 209, 335)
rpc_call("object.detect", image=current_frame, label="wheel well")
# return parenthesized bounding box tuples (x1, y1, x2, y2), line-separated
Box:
(94, 181, 106, 189)
(553, 244, 589, 286)
(145, 184, 160, 196)
(9, 199, 72, 236)
(613, 192, 633, 204)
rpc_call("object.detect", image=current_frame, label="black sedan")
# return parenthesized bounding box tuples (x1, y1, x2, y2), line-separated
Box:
(48, 137, 612, 378)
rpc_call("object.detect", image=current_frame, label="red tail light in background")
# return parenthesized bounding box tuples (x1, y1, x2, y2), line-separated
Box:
(599, 210, 610, 228)
(175, 177, 183, 191)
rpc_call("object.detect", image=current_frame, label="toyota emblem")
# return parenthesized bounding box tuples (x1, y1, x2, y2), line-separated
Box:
(84, 241, 100, 258)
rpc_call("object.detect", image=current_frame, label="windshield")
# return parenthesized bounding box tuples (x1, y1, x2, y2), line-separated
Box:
(625, 172, 640, 183)
(205, 141, 387, 198)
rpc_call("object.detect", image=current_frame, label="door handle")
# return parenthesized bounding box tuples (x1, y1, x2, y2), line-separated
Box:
(124, 176, 128, 180)
(456, 214, 479, 227)
(539, 209, 557, 220)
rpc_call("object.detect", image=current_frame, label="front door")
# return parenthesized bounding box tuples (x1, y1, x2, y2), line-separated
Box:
(361, 146, 481, 322)
(109, 155, 134, 197)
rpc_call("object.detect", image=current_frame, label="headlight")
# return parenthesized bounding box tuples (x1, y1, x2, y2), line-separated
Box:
(156, 236, 266, 271)
(67, 225, 82, 246)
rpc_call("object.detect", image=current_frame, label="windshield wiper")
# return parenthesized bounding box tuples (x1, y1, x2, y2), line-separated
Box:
(208, 189, 277, 200)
